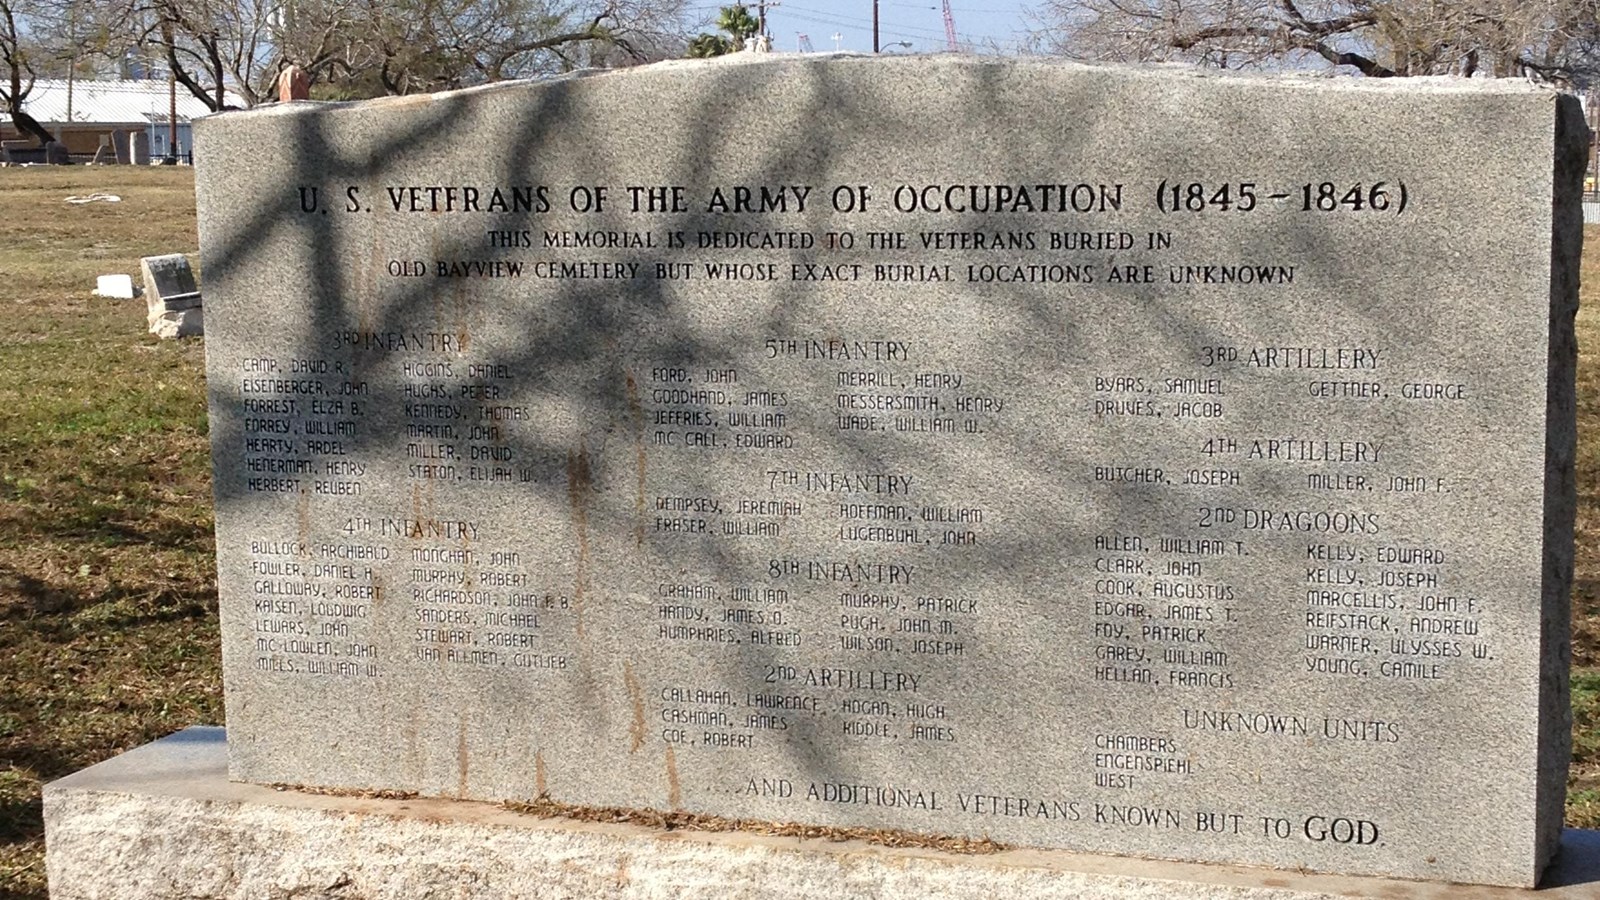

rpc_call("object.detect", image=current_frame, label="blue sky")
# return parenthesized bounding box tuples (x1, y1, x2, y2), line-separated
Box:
(689, 0, 1038, 55)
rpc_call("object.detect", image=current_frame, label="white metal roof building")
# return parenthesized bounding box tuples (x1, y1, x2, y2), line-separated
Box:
(0, 79, 235, 161)
(8, 78, 221, 125)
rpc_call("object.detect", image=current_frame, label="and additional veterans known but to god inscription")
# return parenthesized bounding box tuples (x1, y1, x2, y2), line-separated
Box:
(195, 58, 1581, 888)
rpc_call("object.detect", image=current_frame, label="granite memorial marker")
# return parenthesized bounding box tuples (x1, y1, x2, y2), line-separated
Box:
(140, 253, 204, 338)
(188, 57, 1581, 888)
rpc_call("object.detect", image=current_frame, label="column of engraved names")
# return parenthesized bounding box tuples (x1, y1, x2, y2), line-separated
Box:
(761, 335, 1000, 751)
(1091, 338, 1498, 788)
(642, 356, 796, 654)
(237, 353, 380, 679)
(1080, 354, 1229, 793)
(1088, 353, 1242, 696)
(396, 344, 564, 674)
(1186, 343, 1493, 689)
(403, 539, 572, 676)
(610, 325, 879, 755)
(328, 329, 570, 676)
(641, 356, 806, 755)
(398, 349, 524, 487)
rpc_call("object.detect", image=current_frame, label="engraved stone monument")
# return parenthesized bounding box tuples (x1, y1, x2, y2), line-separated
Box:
(140, 253, 203, 338)
(44, 57, 1593, 898)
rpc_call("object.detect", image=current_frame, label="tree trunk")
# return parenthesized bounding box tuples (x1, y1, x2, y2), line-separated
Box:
(8, 104, 52, 146)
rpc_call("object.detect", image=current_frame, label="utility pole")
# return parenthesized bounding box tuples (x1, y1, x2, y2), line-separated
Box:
(873, 0, 880, 52)
(162, 21, 177, 161)
(754, 0, 779, 46)
(1591, 90, 1599, 198)
(169, 68, 178, 159)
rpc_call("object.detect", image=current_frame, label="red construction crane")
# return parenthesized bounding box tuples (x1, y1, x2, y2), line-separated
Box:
(942, 0, 958, 52)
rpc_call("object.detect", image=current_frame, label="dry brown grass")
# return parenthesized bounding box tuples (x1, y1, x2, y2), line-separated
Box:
(0, 168, 1596, 897)
(0, 168, 219, 898)
(1569, 220, 1600, 826)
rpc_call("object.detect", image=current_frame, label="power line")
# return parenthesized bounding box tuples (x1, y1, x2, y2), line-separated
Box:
(782, 3, 916, 27)
(781, 3, 955, 37)
(674, 0, 1029, 50)
(780, 10, 954, 45)
(779, 5, 1028, 49)
(881, 2, 1023, 11)
(780, 1, 1022, 36)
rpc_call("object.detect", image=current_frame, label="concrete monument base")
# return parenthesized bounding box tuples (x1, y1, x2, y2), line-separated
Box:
(44, 729, 1600, 900)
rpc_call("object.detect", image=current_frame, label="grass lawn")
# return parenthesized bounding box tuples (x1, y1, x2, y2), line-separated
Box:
(0, 167, 1597, 897)
(0, 169, 218, 897)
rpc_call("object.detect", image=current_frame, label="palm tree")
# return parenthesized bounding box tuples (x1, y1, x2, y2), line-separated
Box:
(687, 5, 758, 57)
(716, 5, 759, 50)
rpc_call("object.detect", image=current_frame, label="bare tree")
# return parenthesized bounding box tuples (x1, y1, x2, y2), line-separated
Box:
(0, 0, 57, 145)
(139, 0, 336, 109)
(26, 0, 144, 77)
(344, 0, 692, 92)
(1029, 0, 1600, 83)
(133, 0, 693, 110)
(1, 0, 158, 145)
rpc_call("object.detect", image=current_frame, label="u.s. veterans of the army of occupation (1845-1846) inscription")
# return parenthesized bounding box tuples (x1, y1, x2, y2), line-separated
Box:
(193, 56, 1582, 889)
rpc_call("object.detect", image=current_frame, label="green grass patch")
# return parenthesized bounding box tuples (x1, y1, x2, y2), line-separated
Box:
(0, 168, 218, 899)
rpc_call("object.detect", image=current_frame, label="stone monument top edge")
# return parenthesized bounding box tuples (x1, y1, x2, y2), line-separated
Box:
(196, 54, 1565, 129)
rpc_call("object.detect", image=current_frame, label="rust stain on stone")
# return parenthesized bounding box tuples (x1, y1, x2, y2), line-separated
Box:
(454, 271, 472, 354)
(664, 743, 682, 809)
(624, 371, 646, 548)
(295, 488, 312, 547)
(410, 482, 430, 523)
(456, 716, 469, 797)
(623, 661, 647, 753)
(497, 796, 1008, 854)
(567, 444, 592, 636)
(404, 706, 422, 783)
(459, 512, 474, 589)
(359, 230, 384, 336)
(535, 749, 548, 795)
(271, 783, 418, 801)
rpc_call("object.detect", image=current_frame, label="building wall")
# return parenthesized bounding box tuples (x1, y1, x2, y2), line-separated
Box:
(0, 122, 194, 162)
(148, 123, 195, 160)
